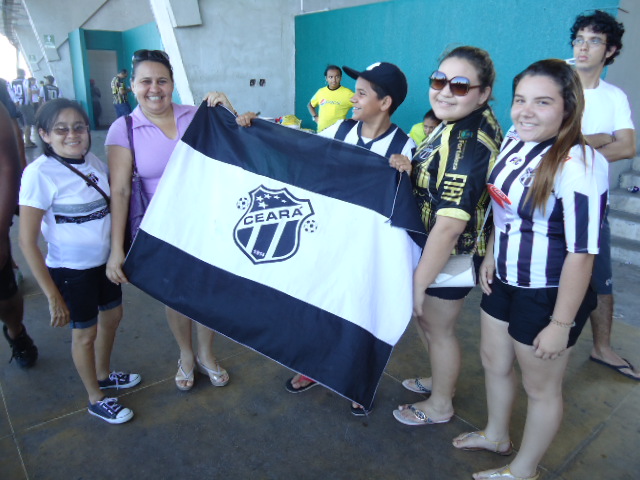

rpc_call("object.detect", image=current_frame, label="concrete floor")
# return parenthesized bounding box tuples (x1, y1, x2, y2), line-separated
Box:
(1, 134, 639, 480)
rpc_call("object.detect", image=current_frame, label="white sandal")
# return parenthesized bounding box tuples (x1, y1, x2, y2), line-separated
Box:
(175, 358, 195, 391)
(196, 356, 229, 387)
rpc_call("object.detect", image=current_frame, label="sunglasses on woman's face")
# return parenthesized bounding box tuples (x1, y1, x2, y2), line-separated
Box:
(132, 49, 170, 63)
(52, 124, 89, 136)
(429, 71, 481, 97)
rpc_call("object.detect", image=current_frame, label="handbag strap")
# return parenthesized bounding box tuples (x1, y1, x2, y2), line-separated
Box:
(125, 114, 139, 175)
(470, 204, 492, 255)
(50, 153, 110, 206)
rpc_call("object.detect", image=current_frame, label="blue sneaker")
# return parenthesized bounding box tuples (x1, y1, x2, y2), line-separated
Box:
(98, 371, 141, 390)
(88, 397, 133, 424)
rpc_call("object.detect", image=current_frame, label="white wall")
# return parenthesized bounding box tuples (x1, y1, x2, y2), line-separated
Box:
(162, 0, 386, 115)
(82, 0, 154, 30)
(164, 0, 296, 116)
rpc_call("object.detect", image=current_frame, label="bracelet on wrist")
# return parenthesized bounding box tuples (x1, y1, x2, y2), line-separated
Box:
(549, 316, 575, 328)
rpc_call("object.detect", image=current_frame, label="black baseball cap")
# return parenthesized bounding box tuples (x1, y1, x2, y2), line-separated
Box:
(343, 62, 408, 110)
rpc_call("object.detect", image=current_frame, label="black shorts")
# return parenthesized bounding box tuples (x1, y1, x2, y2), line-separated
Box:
(426, 255, 483, 301)
(590, 214, 612, 295)
(0, 251, 18, 301)
(49, 264, 122, 329)
(480, 278, 597, 347)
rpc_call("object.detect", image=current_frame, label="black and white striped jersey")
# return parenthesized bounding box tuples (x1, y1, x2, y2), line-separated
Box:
(487, 127, 608, 288)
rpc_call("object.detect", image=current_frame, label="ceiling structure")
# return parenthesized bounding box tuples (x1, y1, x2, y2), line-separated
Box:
(0, 0, 29, 46)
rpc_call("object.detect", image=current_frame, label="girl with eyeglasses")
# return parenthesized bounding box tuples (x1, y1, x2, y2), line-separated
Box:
(452, 59, 607, 480)
(19, 99, 139, 424)
(105, 49, 235, 392)
(389, 46, 503, 426)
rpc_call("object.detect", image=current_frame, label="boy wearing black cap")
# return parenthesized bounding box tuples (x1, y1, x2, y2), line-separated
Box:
(318, 62, 415, 160)
(282, 62, 415, 415)
(237, 62, 415, 414)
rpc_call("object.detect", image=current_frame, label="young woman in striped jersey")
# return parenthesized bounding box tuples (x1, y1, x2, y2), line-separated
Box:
(453, 59, 608, 480)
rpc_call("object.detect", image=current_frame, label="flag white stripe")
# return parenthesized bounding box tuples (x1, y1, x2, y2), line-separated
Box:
(141, 141, 419, 345)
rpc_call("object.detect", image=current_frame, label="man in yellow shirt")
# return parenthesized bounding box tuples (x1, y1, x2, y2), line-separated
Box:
(308, 65, 354, 132)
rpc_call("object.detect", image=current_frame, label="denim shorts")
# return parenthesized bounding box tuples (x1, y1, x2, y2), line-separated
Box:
(590, 213, 612, 295)
(49, 264, 122, 329)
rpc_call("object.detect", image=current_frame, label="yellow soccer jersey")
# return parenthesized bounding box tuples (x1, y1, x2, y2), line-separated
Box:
(409, 122, 427, 146)
(310, 86, 354, 132)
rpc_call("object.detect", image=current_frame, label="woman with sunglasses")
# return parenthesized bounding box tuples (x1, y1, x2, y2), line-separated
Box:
(19, 99, 139, 424)
(390, 46, 502, 426)
(452, 59, 607, 480)
(105, 49, 235, 392)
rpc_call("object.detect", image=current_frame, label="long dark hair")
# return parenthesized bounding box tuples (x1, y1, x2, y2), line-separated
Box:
(36, 98, 91, 158)
(513, 59, 587, 211)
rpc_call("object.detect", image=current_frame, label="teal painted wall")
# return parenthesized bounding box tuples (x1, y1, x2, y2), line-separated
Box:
(295, 0, 620, 132)
(84, 30, 122, 51)
(68, 30, 91, 115)
(121, 23, 183, 106)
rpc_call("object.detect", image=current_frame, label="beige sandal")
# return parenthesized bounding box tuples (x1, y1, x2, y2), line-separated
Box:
(196, 356, 229, 387)
(453, 430, 513, 456)
(473, 465, 539, 480)
(175, 358, 195, 391)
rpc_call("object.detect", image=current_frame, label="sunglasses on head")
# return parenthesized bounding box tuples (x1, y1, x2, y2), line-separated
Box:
(429, 71, 481, 96)
(132, 49, 170, 63)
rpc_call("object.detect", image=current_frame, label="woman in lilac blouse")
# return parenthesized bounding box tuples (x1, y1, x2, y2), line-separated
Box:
(105, 49, 235, 392)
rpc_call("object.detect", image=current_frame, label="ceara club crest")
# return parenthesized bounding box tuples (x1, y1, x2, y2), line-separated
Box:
(234, 186, 315, 264)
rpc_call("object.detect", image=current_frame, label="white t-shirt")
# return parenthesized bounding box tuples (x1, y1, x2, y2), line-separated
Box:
(19, 152, 112, 269)
(582, 79, 634, 135)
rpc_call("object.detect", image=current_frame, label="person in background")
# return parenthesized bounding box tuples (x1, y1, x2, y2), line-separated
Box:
(90, 79, 102, 129)
(24, 77, 40, 140)
(27, 78, 41, 113)
(0, 95, 38, 369)
(569, 10, 639, 381)
(453, 58, 607, 480)
(40, 75, 61, 105)
(390, 46, 502, 427)
(2, 78, 27, 170)
(20, 99, 140, 423)
(106, 49, 234, 392)
(111, 69, 131, 118)
(307, 65, 354, 132)
(409, 109, 442, 145)
(12, 69, 36, 148)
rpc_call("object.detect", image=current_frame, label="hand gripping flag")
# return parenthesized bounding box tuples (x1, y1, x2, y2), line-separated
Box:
(124, 105, 425, 410)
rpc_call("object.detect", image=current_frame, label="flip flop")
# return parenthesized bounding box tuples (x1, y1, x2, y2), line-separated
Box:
(453, 430, 513, 456)
(284, 376, 318, 393)
(392, 404, 451, 426)
(402, 377, 432, 394)
(589, 356, 640, 381)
